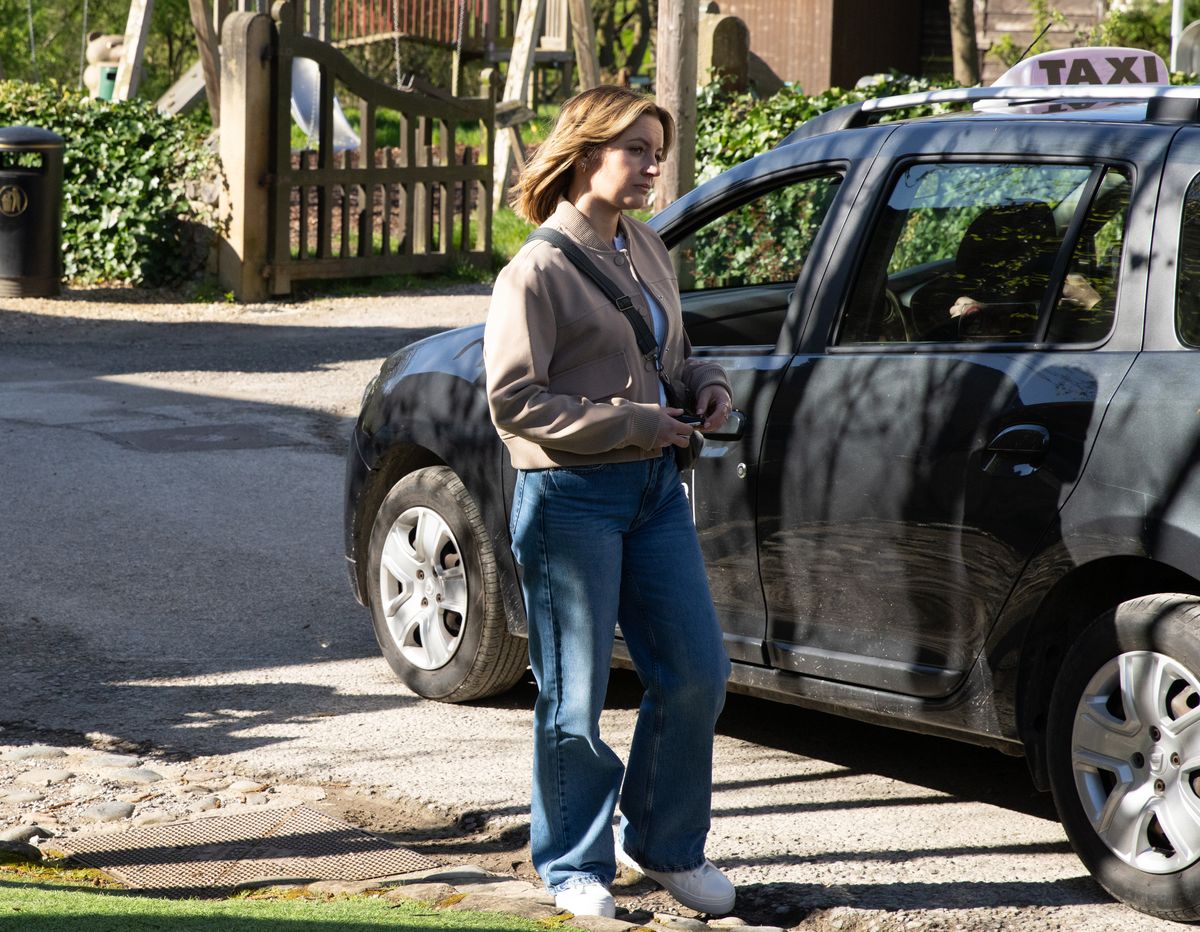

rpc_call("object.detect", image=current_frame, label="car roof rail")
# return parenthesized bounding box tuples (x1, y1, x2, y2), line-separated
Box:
(778, 83, 1200, 146)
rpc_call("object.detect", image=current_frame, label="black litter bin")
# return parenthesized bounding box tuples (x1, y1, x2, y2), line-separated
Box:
(0, 126, 64, 297)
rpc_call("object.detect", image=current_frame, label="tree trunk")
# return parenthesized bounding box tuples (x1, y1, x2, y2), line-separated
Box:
(655, 0, 696, 209)
(626, 0, 652, 76)
(949, 0, 980, 86)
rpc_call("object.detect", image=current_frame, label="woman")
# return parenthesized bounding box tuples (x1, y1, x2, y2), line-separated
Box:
(484, 85, 736, 919)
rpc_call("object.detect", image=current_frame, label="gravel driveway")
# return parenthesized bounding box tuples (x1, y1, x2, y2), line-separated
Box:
(0, 286, 1177, 930)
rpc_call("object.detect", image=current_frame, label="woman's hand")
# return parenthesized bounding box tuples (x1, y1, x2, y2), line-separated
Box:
(949, 295, 983, 319)
(696, 385, 732, 432)
(656, 407, 695, 449)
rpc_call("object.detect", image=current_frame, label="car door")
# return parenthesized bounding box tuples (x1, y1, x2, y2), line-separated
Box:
(756, 120, 1168, 699)
(648, 126, 893, 665)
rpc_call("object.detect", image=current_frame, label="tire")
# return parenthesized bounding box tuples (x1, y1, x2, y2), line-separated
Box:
(1047, 594, 1200, 922)
(365, 465, 527, 702)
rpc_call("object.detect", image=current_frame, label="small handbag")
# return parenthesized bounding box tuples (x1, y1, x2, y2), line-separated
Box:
(526, 228, 704, 470)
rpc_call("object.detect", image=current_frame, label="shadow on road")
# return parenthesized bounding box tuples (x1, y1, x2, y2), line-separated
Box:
(603, 668, 1057, 823)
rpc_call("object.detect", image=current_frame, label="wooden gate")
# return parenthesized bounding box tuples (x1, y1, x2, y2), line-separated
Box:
(217, 0, 495, 298)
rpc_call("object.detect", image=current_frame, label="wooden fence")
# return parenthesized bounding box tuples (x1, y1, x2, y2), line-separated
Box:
(218, 1, 495, 300)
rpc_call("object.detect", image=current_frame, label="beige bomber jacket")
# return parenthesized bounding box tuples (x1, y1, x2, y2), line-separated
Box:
(484, 200, 731, 469)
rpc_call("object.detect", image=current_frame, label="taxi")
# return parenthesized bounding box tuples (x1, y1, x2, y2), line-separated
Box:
(345, 47, 1200, 920)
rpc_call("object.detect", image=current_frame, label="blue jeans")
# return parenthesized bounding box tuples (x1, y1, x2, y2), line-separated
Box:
(508, 451, 731, 894)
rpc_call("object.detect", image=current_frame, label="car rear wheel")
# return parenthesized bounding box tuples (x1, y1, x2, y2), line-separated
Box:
(1047, 594, 1200, 921)
(366, 465, 527, 702)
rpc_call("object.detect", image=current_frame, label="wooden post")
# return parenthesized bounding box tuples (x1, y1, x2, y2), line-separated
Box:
(655, 0, 697, 210)
(114, 0, 154, 99)
(494, 0, 545, 211)
(567, 0, 599, 90)
(188, 0, 221, 125)
(218, 12, 274, 302)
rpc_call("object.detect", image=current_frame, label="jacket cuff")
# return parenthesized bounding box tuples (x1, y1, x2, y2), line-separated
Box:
(617, 400, 663, 451)
(687, 361, 732, 405)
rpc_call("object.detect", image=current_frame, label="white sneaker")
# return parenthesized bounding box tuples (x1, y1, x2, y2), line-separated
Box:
(617, 844, 735, 914)
(554, 882, 616, 918)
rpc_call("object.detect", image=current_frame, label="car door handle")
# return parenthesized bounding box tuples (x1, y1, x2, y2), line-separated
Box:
(704, 409, 746, 441)
(983, 424, 1049, 477)
(986, 424, 1050, 456)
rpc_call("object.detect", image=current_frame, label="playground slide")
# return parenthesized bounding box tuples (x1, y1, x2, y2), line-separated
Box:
(290, 57, 360, 152)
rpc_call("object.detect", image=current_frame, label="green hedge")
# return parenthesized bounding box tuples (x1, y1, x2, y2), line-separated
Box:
(695, 72, 957, 182)
(0, 81, 218, 285)
(691, 74, 957, 285)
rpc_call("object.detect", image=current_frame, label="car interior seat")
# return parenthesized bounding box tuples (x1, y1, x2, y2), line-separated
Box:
(909, 201, 1059, 342)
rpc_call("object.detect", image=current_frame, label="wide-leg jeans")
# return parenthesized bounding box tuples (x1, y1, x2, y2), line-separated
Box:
(508, 450, 731, 894)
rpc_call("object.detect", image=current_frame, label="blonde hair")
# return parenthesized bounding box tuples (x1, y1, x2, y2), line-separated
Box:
(509, 85, 675, 225)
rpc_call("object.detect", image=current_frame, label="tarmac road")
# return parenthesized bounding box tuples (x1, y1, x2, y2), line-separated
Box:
(0, 288, 1172, 930)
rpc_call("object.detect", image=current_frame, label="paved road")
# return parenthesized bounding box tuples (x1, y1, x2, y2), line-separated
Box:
(0, 290, 1168, 930)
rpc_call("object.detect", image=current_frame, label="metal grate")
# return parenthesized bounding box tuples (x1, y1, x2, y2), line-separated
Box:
(56, 806, 440, 893)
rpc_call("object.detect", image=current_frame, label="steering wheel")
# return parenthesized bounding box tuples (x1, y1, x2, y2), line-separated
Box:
(880, 287, 913, 342)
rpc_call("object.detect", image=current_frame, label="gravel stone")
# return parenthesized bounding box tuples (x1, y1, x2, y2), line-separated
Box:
(447, 892, 562, 920)
(79, 802, 135, 823)
(133, 812, 174, 826)
(565, 917, 644, 931)
(652, 916, 709, 929)
(181, 769, 224, 785)
(1, 789, 44, 804)
(103, 767, 163, 785)
(393, 865, 496, 885)
(228, 780, 268, 794)
(68, 782, 108, 798)
(85, 753, 141, 769)
(191, 794, 222, 812)
(306, 878, 389, 895)
(382, 882, 459, 903)
(0, 840, 42, 861)
(15, 769, 74, 787)
(2, 746, 67, 762)
(0, 825, 54, 843)
(455, 879, 549, 900)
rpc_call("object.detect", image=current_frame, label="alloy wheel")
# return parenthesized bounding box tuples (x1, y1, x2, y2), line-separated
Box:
(377, 506, 469, 671)
(1071, 649, 1200, 873)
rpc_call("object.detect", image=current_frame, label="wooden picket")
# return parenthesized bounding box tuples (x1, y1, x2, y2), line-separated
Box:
(266, 0, 494, 294)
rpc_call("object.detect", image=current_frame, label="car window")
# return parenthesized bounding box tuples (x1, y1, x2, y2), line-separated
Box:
(1177, 174, 1200, 346)
(670, 173, 842, 292)
(1043, 170, 1129, 344)
(837, 162, 1129, 346)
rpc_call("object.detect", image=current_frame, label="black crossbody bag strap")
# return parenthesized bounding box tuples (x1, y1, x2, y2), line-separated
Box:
(525, 228, 666, 384)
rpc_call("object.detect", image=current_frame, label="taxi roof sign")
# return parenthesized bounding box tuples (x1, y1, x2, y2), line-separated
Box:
(991, 47, 1169, 88)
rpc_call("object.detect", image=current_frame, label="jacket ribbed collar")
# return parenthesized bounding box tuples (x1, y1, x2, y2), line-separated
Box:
(550, 199, 628, 254)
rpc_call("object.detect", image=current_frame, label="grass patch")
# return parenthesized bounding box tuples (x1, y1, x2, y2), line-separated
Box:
(1, 864, 553, 931)
(493, 207, 535, 262)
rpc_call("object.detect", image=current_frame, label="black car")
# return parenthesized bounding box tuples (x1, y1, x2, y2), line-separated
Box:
(346, 73, 1200, 921)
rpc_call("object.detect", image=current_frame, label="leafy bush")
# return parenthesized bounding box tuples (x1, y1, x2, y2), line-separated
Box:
(0, 80, 218, 284)
(695, 72, 957, 183)
(1094, 0, 1200, 61)
(691, 74, 957, 286)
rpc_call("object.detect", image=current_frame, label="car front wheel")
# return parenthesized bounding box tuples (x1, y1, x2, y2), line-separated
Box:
(1048, 594, 1200, 921)
(366, 465, 527, 702)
